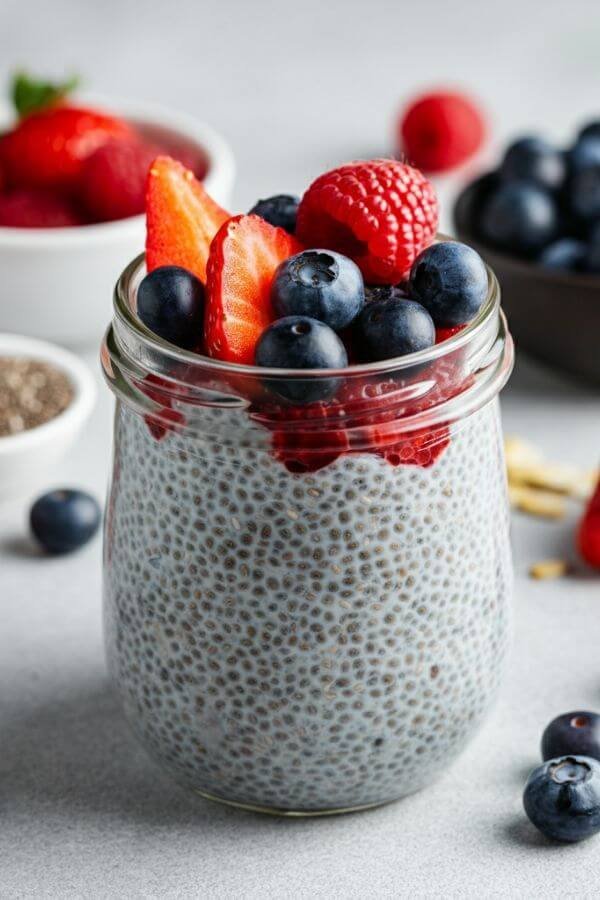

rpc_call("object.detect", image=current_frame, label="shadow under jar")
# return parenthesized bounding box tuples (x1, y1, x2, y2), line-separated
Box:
(101, 252, 514, 816)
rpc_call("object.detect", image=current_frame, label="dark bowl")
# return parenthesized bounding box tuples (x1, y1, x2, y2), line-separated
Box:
(454, 188, 600, 386)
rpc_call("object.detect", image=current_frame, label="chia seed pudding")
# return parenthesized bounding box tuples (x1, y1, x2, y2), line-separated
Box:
(103, 283, 513, 812)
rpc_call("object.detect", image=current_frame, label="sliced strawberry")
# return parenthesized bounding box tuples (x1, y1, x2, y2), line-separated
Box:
(145, 156, 229, 283)
(205, 214, 302, 365)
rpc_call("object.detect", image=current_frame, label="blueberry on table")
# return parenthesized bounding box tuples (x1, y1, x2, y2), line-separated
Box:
(538, 238, 586, 272)
(355, 297, 435, 362)
(30, 489, 101, 555)
(137, 265, 204, 350)
(271, 250, 365, 331)
(248, 194, 300, 234)
(542, 712, 600, 762)
(255, 315, 348, 403)
(523, 756, 600, 843)
(500, 136, 565, 191)
(478, 181, 558, 257)
(409, 241, 488, 327)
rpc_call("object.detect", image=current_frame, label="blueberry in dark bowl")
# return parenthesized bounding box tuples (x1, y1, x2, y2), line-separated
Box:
(255, 315, 348, 404)
(584, 221, 600, 272)
(249, 194, 299, 234)
(137, 265, 204, 350)
(500, 136, 565, 191)
(355, 296, 435, 363)
(30, 489, 101, 555)
(453, 171, 499, 237)
(538, 238, 586, 271)
(409, 241, 488, 327)
(577, 121, 600, 142)
(541, 712, 600, 762)
(478, 180, 558, 258)
(523, 756, 600, 843)
(566, 139, 600, 224)
(271, 250, 364, 331)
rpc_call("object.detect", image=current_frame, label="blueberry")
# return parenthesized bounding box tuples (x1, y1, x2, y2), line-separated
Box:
(568, 136, 600, 171)
(364, 284, 408, 303)
(255, 315, 348, 403)
(30, 489, 101, 555)
(355, 297, 435, 362)
(137, 266, 204, 350)
(585, 222, 600, 272)
(500, 136, 565, 191)
(408, 241, 488, 327)
(523, 756, 600, 843)
(248, 194, 299, 234)
(542, 712, 600, 761)
(578, 121, 600, 143)
(566, 140, 600, 223)
(478, 181, 558, 257)
(538, 238, 586, 272)
(454, 171, 500, 236)
(271, 250, 364, 332)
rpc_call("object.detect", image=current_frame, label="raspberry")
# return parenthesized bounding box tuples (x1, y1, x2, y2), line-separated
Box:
(578, 479, 600, 568)
(0, 188, 82, 227)
(81, 138, 159, 222)
(399, 91, 486, 174)
(296, 159, 438, 284)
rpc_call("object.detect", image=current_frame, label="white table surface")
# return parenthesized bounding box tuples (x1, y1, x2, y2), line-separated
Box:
(2, 0, 600, 896)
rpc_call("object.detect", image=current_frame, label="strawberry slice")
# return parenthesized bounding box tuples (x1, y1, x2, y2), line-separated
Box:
(145, 156, 229, 283)
(205, 214, 302, 364)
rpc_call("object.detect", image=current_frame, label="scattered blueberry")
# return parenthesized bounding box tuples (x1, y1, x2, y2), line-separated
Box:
(500, 136, 565, 191)
(453, 171, 499, 236)
(538, 238, 586, 272)
(355, 297, 435, 363)
(478, 181, 558, 257)
(578, 121, 600, 143)
(409, 241, 488, 327)
(249, 194, 299, 234)
(271, 250, 364, 331)
(542, 712, 600, 762)
(30, 489, 101, 555)
(137, 266, 204, 350)
(585, 222, 600, 272)
(255, 315, 348, 403)
(523, 756, 600, 843)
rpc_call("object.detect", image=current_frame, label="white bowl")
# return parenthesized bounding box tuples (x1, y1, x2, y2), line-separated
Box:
(0, 98, 236, 347)
(0, 333, 96, 499)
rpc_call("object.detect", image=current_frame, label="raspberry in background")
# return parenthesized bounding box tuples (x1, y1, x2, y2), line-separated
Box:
(399, 91, 486, 174)
(296, 159, 438, 284)
(0, 188, 82, 227)
(81, 138, 159, 222)
(578, 478, 600, 568)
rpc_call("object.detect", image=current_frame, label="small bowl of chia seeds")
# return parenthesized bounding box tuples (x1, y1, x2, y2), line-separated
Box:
(0, 333, 96, 498)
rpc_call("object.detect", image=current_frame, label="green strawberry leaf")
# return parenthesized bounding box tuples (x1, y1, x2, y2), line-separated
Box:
(11, 71, 79, 118)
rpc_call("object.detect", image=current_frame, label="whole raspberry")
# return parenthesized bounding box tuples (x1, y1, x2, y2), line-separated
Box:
(578, 479, 600, 568)
(296, 159, 438, 284)
(0, 188, 82, 227)
(399, 91, 486, 173)
(81, 138, 159, 222)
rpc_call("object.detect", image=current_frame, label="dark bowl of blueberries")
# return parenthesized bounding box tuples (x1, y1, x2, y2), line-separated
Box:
(453, 123, 600, 385)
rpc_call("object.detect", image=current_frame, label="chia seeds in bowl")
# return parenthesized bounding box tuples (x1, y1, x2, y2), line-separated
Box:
(101, 255, 514, 815)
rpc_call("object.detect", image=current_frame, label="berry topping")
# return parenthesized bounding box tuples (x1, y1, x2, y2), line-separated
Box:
(145, 156, 229, 283)
(271, 249, 364, 331)
(0, 105, 134, 190)
(255, 316, 348, 403)
(249, 194, 299, 234)
(542, 712, 600, 763)
(30, 489, 101, 555)
(81, 138, 159, 222)
(523, 756, 600, 843)
(296, 159, 439, 284)
(364, 284, 408, 304)
(399, 91, 485, 173)
(409, 241, 488, 327)
(500, 136, 565, 190)
(539, 238, 586, 272)
(0, 188, 82, 227)
(478, 181, 558, 257)
(137, 266, 205, 351)
(578, 478, 600, 568)
(355, 297, 435, 362)
(205, 214, 302, 364)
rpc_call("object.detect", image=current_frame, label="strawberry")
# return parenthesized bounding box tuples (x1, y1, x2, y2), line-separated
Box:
(0, 188, 82, 227)
(578, 479, 600, 569)
(145, 156, 229, 283)
(205, 214, 302, 364)
(0, 105, 134, 191)
(81, 138, 159, 222)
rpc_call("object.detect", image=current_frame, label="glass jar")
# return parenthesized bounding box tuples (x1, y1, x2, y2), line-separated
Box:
(101, 252, 514, 816)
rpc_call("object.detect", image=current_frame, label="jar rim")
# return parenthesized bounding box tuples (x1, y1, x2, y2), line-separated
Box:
(112, 240, 501, 381)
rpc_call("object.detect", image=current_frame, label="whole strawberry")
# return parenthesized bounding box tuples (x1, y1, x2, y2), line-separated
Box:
(296, 159, 439, 283)
(81, 138, 159, 221)
(0, 188, 82, 227)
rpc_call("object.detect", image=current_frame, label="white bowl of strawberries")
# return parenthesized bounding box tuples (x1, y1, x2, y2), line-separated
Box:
(0, 74, 235, 347)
